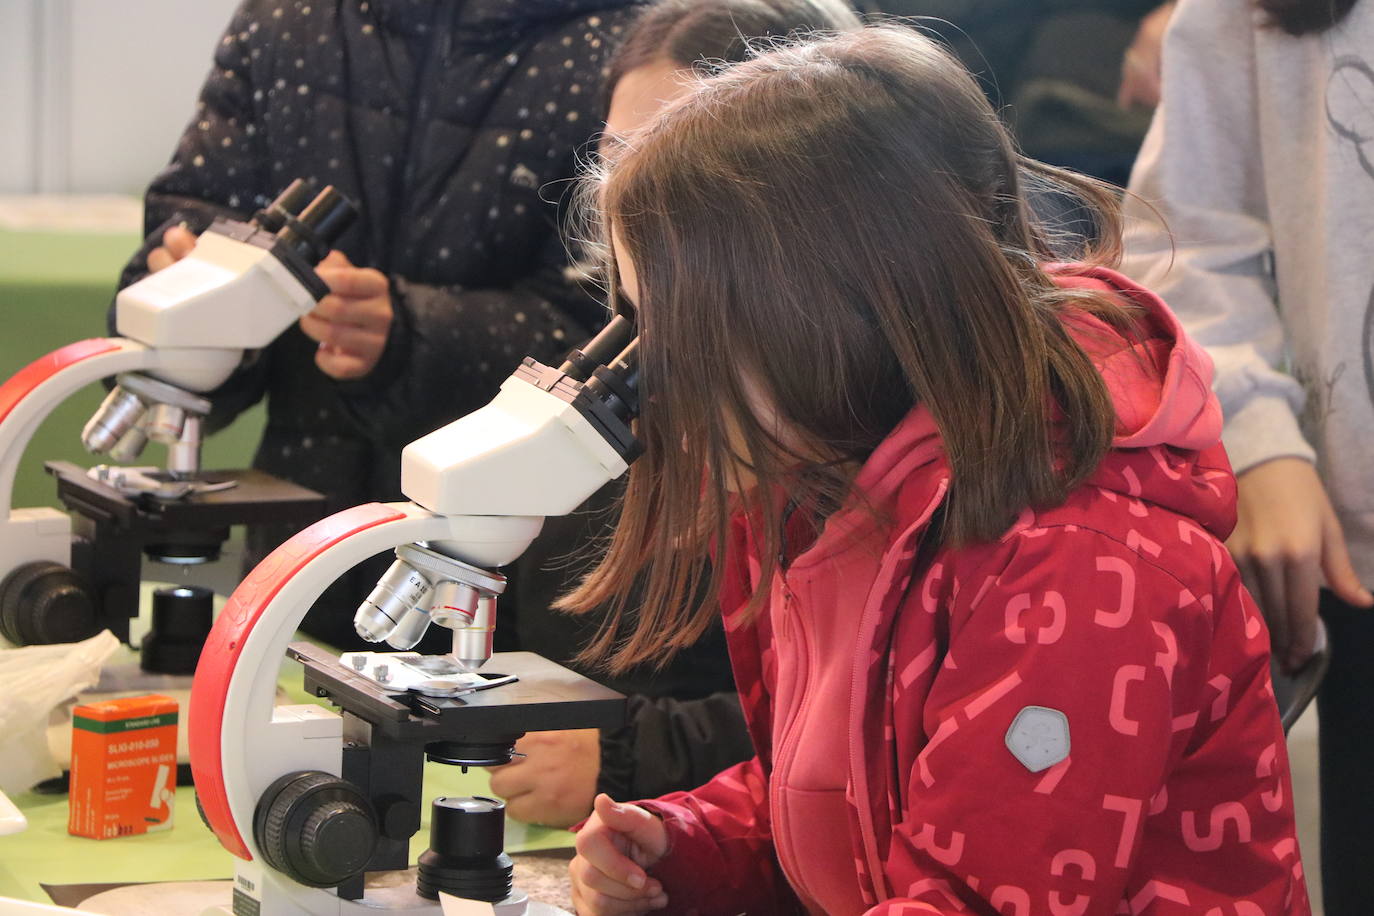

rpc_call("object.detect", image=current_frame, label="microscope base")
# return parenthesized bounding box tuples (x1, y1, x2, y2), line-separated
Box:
(217, 866, 570, 916)
(198, 903, 571, 915)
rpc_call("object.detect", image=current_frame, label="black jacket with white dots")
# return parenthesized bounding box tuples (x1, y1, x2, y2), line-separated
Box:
(113, 0, 751, 804)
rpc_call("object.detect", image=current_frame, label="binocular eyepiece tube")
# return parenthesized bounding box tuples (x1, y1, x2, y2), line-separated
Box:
(558, 314, 635, 382)
(252, 180, 357, 264)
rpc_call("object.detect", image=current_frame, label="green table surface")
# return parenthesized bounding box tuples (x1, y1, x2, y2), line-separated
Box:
(0, 625, 572, 902)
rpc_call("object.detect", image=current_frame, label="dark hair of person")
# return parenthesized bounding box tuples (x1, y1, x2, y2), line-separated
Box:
(1256, 0, 1359, 35)
(605, 0, 862, 101)
(563, 26, 1143, 673)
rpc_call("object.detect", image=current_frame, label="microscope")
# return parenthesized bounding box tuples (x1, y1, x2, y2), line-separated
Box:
(190, 316, 640, 915)
(0, 181, 348, 667)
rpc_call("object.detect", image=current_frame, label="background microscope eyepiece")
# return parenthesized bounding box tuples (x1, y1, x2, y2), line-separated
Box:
(275, 186, 358, 265)
(252, 178, 316, 232)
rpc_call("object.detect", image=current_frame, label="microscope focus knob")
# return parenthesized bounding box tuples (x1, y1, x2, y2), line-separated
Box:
(254, 771, 378, 888)
(0, 561, 99, 646)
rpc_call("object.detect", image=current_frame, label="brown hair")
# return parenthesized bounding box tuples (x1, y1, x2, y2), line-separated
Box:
(1256, 0, 1358, 35)
(564, 26, 1138, 672)
(607, 0, 862, 99)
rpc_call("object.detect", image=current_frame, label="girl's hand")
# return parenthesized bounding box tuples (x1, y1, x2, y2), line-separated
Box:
(1230, 457, 1373, 672)
(570, 794, 670, 915)
(146, 224, 198, 272)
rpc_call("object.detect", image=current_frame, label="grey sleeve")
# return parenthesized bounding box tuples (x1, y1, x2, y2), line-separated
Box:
(1119, 0, 1314, 474)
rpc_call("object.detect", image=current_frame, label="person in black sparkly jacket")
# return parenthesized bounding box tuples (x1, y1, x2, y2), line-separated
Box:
(115, 0, 640, 625)
(112, 0, 758, 827)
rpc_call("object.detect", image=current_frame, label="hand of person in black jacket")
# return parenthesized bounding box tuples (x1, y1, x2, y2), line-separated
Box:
(487, 728, 601, 828)
(141, 229, 394, 380)
(146, 224, 197, 273)
(302, 250, 394, 380)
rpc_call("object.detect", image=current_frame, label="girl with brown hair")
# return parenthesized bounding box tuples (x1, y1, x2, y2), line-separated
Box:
(565, 24, 1309, 916)
(485, 0, 860, 830)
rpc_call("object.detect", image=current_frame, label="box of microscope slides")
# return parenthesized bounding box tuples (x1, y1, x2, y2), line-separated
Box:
(68, 694, 178, 839)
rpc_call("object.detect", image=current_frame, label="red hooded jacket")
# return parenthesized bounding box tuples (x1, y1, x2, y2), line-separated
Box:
(638, 266, 1309, 915)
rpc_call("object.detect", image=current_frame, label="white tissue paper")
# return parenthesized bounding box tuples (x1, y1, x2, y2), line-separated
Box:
(0, 630, 119, 794)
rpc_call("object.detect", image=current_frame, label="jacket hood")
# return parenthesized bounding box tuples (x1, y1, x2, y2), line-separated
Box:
(813, 263, 1234, 557)
(1053, 264, 1222, 452)
(1055, 263, 1233, 539)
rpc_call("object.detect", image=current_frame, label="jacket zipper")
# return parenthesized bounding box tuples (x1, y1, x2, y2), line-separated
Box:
(771, 561, 823, 909)
(845, 479, 949, 901)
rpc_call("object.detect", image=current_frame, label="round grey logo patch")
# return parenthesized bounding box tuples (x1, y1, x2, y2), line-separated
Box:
(1005, 706, 1070, 773)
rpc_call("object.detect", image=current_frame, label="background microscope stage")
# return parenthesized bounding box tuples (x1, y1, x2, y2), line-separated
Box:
(39, 460, 323, 653)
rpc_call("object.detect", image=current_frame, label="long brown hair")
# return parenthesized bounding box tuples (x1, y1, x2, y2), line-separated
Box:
(563, 26, 1137, 672)
(1256, 0, 1359, 35)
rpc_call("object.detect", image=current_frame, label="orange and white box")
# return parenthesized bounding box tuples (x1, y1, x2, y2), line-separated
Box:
(68, 694, 178, 839)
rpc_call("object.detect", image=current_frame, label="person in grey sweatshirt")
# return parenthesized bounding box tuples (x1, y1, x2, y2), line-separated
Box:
(1120, 0, 1374, 909)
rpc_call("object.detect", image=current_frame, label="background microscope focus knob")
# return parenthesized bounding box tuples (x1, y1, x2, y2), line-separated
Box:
(254, 771, 378, 888)
(0, 561, 99, 646)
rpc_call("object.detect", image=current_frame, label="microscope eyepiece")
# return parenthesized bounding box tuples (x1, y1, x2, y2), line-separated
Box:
(584, 337, 640, 425)
(276, 186, 358, 265)
(557, 314, 635, 382)
(252, 178, 316, 232)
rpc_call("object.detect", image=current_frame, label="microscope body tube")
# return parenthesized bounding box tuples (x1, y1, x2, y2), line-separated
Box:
(402, 318, 639, 518)
(400, 377, 630, 518)
(114, 230, 316, 393)
(113, 182, 356, 394)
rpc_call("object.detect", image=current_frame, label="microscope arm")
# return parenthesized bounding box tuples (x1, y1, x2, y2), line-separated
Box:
(1, 339, 148, 513)
(189, 503, 543, 862)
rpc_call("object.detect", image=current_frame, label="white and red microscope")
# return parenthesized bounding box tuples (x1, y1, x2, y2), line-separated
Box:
(189, 316, 640, 915)
(0, 182, 349, 654)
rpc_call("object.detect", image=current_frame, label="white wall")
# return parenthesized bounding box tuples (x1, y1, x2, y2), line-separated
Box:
(0, 0, 242, 195)
(0, 3, 39, 191)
